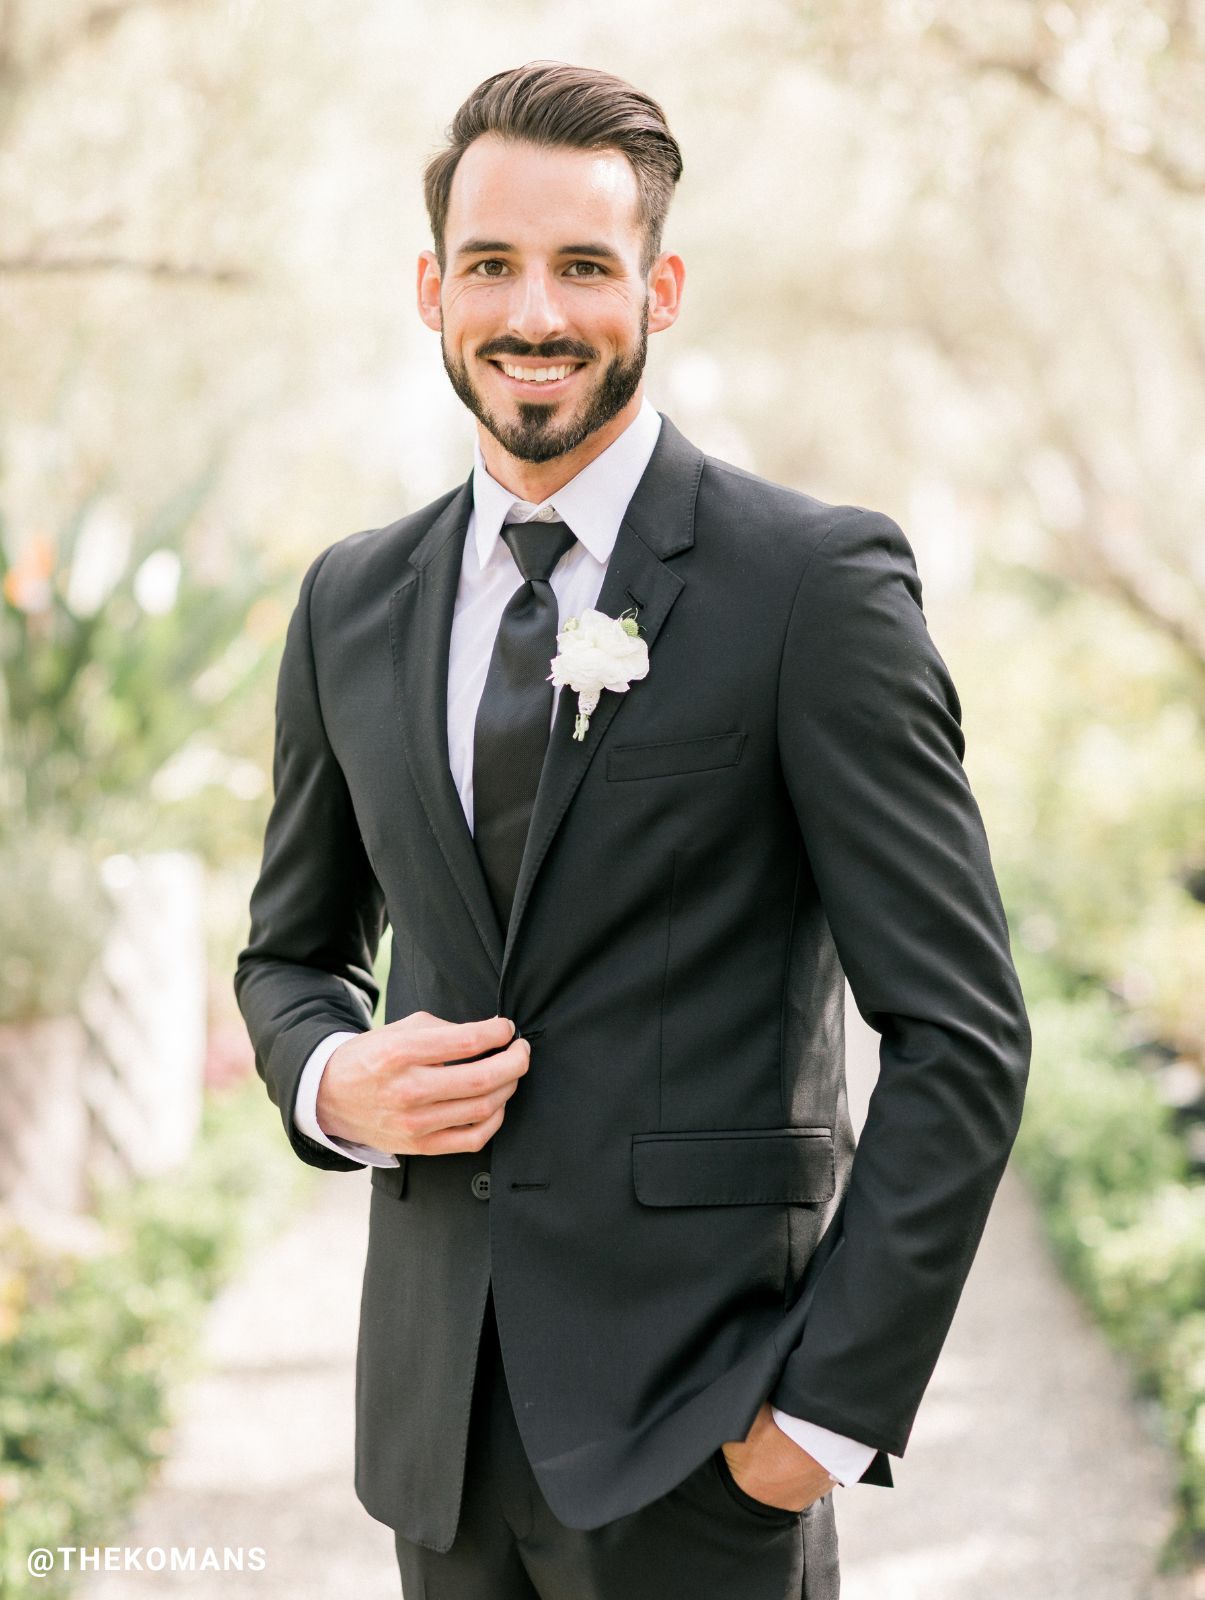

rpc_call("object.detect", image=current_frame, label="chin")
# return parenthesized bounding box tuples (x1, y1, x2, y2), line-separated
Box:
(513, 396, 577, 425)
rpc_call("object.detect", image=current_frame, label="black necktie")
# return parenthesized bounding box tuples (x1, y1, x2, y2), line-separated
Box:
(472, 518, 578, 933)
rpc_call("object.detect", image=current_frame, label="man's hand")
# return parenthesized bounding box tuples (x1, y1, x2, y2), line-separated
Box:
(720, 1402, 838, 1512)
(315, 1011, 531, 1154)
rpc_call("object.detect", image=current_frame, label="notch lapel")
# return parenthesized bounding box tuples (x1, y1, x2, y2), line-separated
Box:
(388, 479, 505, 983)
(498, 414, 703, 987)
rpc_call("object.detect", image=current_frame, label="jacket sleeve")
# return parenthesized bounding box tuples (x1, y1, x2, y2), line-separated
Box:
(767, 508, 1031, 1460)
(233, 547, 388, 1171)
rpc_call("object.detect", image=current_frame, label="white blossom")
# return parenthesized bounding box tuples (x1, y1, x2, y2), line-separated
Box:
(548, 607, 649, 741)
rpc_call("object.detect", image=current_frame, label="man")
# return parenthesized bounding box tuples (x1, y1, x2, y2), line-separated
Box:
(234, 60, 1031, 1600)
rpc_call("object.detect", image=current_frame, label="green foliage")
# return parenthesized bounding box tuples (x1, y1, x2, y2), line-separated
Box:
(0, 465, 287, 1020)
(942, 542, 1204, 1569)
(0, 466, 282, 854)
(372, 925, 393, 1025)
(0, 835, 109, 1024)
(1013, 959, 1205, 1563)
(0, 1082, 309, 1598)
(1016, 980, 1187, 1218)
(951, 579, 1205, 1055)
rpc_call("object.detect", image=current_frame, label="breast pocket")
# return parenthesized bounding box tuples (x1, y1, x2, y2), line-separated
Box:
(606, 731, 746, 782)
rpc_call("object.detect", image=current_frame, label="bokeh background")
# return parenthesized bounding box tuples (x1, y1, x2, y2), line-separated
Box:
(1, 2, 1202, 1596)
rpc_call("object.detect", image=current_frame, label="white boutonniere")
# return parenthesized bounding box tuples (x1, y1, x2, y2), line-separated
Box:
(548, 606, 650, 741)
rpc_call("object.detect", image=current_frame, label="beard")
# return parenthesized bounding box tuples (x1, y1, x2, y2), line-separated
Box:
(441, 307, 649, 464)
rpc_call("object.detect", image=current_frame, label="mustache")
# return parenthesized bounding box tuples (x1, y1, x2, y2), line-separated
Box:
(477, 338, 597, 362)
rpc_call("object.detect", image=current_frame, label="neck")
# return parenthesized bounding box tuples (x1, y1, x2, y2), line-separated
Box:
(476, 388, 644, 503)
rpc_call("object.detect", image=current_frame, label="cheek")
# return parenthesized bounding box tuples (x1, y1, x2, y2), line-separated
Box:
(441, 284, 499, 327)
(602, 294, 647, 335)
(579, 300, 640, 346)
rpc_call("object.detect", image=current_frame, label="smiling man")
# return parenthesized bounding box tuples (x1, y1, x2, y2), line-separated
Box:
(234, 61, 1030, 1600)
(420, 116, 680, 484)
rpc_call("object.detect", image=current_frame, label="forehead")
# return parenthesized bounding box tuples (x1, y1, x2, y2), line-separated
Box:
(445, 135, 642, 250)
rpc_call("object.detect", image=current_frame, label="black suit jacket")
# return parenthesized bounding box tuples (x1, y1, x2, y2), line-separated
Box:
(234, 412, 1030, 1551)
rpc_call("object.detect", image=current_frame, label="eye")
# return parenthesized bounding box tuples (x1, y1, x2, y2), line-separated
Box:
(472, 259, 509, 277)
(565, 261, 604, 278)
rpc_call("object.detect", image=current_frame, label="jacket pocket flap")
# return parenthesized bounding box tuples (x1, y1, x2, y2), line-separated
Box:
(607, 731, 745, 781)
(370, 1157, 408, 1200)
(632, 1127, 834, 1206)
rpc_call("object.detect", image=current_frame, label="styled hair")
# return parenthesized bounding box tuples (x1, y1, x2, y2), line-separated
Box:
(423, 61, 683, 274)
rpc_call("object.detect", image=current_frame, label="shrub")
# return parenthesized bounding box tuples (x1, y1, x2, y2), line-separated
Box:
(0, 834, 110, 1024)
(0, 1080, 308, 1598)
(1013, 964, 1204, 1565)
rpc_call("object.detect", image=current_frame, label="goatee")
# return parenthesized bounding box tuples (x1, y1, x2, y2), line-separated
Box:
(441, 315, 649, 464)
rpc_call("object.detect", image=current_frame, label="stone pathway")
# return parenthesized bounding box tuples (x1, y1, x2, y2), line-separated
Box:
(79, 1164, 397, 1600)
(836, 1171, 1180, 1600)
(839, 1005, 1184, 1600)
(80, 1001, 1186, 1599)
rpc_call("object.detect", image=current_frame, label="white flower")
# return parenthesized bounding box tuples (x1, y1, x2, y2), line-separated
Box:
(133, 548, 181, 615)
(548, 606, 650, 741)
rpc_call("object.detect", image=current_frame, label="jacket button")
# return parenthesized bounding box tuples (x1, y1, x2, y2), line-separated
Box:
(471, 1171, 491, 1200)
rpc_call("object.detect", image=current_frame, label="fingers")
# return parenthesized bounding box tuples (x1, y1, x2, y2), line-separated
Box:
(408, 1100, 510, 1156)
(405, 1033, 531, 1109)
(409, 1057, 526, 1129)
(391, 1011, 518, 1067)
(377, 1011, 533, 1155)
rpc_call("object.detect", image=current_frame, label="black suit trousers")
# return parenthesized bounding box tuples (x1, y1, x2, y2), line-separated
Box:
(393, 1286, 840, 1600)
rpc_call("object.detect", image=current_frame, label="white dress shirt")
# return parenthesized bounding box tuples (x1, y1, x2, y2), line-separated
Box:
(292, 397, 876, 1488)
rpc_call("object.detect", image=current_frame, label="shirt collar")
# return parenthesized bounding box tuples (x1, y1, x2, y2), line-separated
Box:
(471, 397, 662, 572)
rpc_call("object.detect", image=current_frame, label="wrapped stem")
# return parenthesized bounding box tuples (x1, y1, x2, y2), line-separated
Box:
(573, 688, 602, 742)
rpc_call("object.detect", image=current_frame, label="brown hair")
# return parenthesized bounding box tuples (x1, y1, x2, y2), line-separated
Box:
(424, 62, 683, 274)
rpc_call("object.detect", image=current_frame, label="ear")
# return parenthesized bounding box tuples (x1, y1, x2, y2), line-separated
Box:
(646, 251, 685, 336)
(417, 250, 442, 331)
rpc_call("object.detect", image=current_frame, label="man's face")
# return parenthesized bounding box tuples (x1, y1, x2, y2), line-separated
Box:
(418, 136, 666, 465)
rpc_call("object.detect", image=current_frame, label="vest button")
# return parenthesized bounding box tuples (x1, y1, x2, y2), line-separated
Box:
(471, 1171, 491, 1200)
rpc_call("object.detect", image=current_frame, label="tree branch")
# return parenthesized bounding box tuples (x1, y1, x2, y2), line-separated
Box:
(1048, 432, 1205, 670)
(27, 0, 212, 79)
(0, 251, 252, 283)
(927, 19, 1205, 197)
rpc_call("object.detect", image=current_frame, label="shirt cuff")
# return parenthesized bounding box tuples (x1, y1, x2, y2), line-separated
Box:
(294, 1031, 400, 1168)
(769, 1407, 877, 1487)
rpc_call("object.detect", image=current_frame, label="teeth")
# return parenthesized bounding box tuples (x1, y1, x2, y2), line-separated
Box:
(499, 362, 576, 383)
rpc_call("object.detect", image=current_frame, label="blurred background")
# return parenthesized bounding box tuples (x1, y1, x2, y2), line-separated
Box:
(0, 1, 1202, 1596)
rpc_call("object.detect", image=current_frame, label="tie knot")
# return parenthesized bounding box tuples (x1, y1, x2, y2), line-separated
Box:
(503, 519, 577, 584)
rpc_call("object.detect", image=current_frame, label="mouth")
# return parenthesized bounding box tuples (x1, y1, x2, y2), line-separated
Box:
(485, 357, 588, 397)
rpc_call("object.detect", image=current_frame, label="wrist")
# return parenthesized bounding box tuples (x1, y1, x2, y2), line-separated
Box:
(766, 1415, 837, 1486)
(315, 1042, 353, 1140)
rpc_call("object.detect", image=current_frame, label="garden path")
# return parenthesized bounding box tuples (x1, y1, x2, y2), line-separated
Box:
(80, 998, 1185, 1599)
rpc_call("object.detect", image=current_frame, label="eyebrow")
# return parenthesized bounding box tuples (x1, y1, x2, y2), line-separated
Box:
(454, 238, 623, 263)
(557, 242, 622, 262)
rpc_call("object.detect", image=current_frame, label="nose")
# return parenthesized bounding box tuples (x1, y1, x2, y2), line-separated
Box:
(506, 265, 568, 346)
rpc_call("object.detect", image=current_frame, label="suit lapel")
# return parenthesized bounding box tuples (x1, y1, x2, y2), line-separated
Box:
(498, 414, 702, 986)
(386, 413, 705, 1000)
(388, 479, 505, 982)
